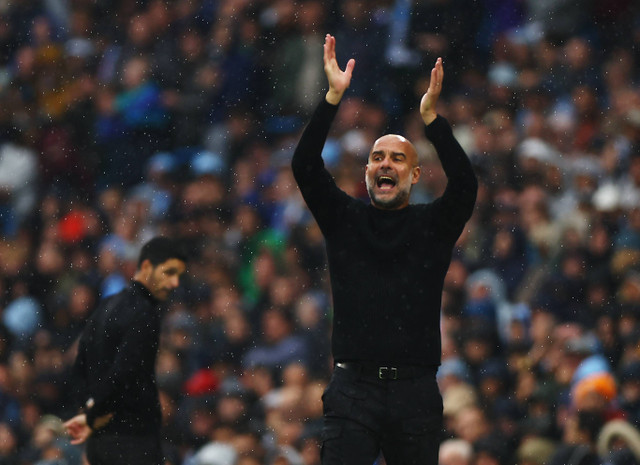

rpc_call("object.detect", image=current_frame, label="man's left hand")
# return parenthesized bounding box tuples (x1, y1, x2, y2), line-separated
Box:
(64, 414, 92, 445)
(420, 57, 444, 126)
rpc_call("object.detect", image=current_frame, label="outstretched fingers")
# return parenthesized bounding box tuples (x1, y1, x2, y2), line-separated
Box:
(428, 57, 444, 96)
(323, 34, 336, 67)
(420, 57, 444, 125)
(323, 33, 355, 104)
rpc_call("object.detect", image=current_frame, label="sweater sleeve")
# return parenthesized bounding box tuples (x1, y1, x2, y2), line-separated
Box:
(291, 99, 351, 235)
(424, 115, 478, 239)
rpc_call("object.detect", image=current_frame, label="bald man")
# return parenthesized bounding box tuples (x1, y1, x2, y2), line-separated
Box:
(291, 35, 477, 465)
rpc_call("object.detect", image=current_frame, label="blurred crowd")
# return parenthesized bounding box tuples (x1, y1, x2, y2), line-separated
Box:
(1, 0, 640, 464)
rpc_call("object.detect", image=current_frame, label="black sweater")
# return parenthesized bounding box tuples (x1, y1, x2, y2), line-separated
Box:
(292, 99, 477, 366)
(73, 281, 162, 435)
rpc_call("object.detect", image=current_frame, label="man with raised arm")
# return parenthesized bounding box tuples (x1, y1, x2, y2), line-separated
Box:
(291, 34, 478, 464)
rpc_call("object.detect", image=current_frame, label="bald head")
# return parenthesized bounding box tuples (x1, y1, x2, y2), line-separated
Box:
(371, 134, 419, 167)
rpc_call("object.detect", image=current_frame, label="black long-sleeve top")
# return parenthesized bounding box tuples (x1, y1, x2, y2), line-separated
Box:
(292, 99, 477, 366)
(72, 281, 162, 435)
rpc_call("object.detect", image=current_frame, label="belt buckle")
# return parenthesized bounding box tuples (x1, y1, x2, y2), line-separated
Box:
(378, 366, 398, 380)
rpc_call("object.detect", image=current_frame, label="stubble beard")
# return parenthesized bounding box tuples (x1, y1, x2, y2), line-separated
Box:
(366, 178, 411, 210)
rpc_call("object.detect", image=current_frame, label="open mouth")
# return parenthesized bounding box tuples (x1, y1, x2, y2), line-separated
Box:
(377, 175, 397, 191)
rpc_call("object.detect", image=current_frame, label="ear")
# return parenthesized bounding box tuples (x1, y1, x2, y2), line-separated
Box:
(139, 259, 153, 278)
(411, 166, 421, 185)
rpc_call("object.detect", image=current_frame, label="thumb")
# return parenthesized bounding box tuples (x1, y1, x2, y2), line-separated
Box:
(345, 58, 355, 78)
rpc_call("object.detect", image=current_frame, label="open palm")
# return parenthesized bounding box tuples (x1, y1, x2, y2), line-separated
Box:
(323, 34, 355, 104)
(420, 57, 444, 125)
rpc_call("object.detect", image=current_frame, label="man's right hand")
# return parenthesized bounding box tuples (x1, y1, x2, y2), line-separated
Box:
(323, 34, 355, 105)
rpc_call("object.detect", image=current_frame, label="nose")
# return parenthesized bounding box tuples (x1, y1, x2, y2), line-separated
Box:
(170, 275, 180, 289)
(379, 155, 392, 168)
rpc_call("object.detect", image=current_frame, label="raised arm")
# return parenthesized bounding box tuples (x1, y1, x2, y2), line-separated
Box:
(291, 34, 355, 234)
(420, 58, 477, 237)
(323, 34, 355, 105)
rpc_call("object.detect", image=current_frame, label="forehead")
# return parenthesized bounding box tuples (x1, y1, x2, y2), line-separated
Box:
(370, 135, 416, 159)
(156, 258, 187, 272)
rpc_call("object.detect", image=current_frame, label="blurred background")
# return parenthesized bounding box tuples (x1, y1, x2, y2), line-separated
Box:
(1, 1, 640, 464)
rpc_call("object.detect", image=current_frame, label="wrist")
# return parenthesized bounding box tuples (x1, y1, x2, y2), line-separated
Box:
(422, 111, 437, 126)
(325, 89, 343, 105)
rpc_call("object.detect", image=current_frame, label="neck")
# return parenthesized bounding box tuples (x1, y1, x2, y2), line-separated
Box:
(370, 200, 409, 210)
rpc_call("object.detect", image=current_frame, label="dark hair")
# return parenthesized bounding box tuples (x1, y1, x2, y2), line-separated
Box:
(137, 237, 187, 268)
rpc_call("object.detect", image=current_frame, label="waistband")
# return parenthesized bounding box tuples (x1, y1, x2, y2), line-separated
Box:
(335, 361, 437, 380)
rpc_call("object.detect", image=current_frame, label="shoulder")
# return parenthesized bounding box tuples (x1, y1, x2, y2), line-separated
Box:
(104, 285, 152, 321)
(107, 286, 138, 309)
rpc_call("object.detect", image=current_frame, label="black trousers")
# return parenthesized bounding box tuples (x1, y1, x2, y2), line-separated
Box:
(86, 432, 163, 465)
(321, 364, 443, 465)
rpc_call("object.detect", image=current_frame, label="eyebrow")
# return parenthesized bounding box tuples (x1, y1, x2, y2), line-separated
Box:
(371, 150, 406, 158)
(165, 266, 184, 274)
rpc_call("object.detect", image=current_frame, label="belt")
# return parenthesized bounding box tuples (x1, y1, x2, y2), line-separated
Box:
(335, 361, 435, 380)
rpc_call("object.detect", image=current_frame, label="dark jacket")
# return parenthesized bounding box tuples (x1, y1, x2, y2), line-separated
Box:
(73, 281, 162, 435)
